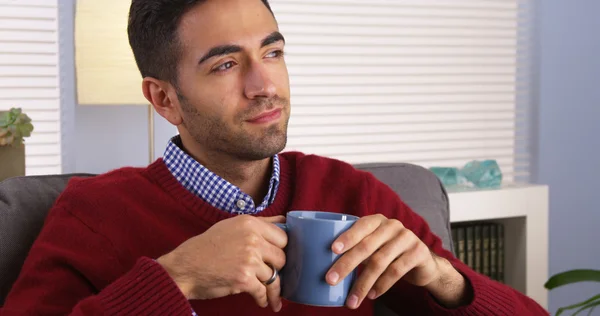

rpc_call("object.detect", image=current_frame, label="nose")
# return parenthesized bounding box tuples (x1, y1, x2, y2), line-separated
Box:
(244, 62, 277, 100)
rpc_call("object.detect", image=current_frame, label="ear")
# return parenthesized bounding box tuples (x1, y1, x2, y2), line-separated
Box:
(142, 77, 183, 126)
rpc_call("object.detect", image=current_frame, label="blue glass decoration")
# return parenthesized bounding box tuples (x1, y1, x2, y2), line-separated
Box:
(430, 159, 502, 189)
(461, 160, 503, 188)
(429, 167, 468, 187)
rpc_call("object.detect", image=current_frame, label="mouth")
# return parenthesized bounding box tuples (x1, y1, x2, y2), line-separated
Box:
(246, 108, 283, 124)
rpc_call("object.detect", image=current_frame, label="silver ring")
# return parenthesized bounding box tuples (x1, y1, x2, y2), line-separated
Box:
(263, 263, 278, 285)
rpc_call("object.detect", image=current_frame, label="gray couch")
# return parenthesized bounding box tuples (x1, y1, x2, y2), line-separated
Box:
(0, 163, 452, 311)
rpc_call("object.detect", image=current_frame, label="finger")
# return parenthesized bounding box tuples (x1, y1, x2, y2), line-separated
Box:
(257, 220, 288, 249)
(260, 239, 287, 271)
(331, 214, 388, 255)
(258, 215, 286, 223)
(255, 262, 282, 311)
(327, 219, 401, 286)
(246, 278, 269, 308)
(346, 231, 414, 308)
(266, 273, 283, 312)
(371, 247, 422, 300)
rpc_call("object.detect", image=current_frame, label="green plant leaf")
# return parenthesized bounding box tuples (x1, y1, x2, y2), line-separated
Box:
(0, 112, 9, 126)
(17, 123, 33, 138)
(19, 113, 32, 124)
(572, 299, 600, 316)
(555, 294, 600, 316)
(0, 108, 34, 145)
(7, 109, 18, 124)
(545, 270, 600, 290)
(10, 107, 22, 116)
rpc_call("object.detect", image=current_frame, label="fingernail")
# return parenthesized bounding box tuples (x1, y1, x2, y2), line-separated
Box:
(332, 242, 344, 253)
(368, 289, 377, 300)
(275, 301, 282, 312)
(327, 271, 339, 284)
(347, 294, 359, 309)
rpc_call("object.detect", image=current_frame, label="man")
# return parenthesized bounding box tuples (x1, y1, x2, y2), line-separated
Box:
(2, 0, 548, 315)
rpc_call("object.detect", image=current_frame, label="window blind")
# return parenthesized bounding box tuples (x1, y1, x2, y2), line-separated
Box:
(0, 0, 61, 176)
(272, 0, 533, 183)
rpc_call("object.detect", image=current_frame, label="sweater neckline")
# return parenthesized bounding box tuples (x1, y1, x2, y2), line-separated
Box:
(144, 156, 293, 225)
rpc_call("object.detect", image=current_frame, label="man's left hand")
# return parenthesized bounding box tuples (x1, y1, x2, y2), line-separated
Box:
(326, 214, 471, 309)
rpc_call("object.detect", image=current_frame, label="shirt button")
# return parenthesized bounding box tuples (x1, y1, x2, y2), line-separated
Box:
(236, 200, 246, 209)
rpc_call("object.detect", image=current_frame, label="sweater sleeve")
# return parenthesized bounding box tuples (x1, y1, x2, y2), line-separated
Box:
(1, 206, 192, 316)
(364, 173, 549, 316)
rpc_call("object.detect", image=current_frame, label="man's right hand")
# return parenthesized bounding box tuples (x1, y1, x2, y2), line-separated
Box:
(156, 215, 287, 312)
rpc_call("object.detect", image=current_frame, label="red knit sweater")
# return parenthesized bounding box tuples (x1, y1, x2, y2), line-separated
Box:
(1, 153, 548, 316)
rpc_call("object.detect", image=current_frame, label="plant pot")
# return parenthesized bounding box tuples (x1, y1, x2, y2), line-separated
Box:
(0, 145, 25, 182)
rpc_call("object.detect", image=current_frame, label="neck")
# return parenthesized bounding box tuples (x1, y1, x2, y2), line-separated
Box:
(179, 137, 273, 205)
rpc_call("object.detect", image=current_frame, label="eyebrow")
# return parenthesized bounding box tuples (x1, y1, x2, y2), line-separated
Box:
(198, 31, 286, 65)
(261, 31, 285, 47)
(198, 45, 242, 65)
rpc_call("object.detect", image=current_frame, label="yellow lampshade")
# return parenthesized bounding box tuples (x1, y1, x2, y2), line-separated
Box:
(75, 0, 146, 105)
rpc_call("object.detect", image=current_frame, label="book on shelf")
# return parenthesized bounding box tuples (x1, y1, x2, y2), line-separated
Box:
(482, 224, 491, 278)
(498, 224, 504, 283)
(452, 227, 458, 258)
(474, 225, 482, 274)
(490, 224, 498, 281)
(465, 225, 474, 268)
(457, 226, 466, 264)
(451, 222, 504, 283)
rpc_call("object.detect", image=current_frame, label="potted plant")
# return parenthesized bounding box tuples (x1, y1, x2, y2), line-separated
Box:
(0, 108, 34, 182)
(545, 269, 600, 315)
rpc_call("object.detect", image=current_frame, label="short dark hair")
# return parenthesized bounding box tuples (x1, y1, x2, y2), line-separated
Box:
(127, 0, 274, 85)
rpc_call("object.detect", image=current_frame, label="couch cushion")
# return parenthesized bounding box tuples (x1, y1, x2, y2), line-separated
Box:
(355, 163, 453, 253)
(0, 174, 93, 305)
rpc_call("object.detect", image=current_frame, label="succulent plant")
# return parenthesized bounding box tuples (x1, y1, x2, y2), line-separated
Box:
(0, 108, 34, 147)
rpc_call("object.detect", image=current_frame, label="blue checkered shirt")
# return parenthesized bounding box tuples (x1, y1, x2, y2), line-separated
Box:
(163, 136, 280, 215)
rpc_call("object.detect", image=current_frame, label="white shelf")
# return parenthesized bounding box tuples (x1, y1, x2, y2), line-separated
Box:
(448, 185, 549, 309)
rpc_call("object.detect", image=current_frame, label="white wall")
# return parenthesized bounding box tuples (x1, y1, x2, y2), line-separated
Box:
(74, 106, 176, 174)
(536, 0, 600, 314)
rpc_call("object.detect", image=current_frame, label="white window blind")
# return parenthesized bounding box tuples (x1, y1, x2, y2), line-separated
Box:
(272, 0, 533, 183)
(0, 0, 61, 175)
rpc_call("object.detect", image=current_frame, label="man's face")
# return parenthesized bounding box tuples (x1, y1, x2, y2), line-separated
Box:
(174, 0, 290, 161)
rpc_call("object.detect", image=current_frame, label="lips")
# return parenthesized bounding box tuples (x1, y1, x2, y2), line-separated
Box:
(247, 109, 282, 124)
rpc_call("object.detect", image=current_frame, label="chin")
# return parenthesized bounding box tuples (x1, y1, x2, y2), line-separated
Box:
(260, 135, 287, 157)
(240, 134, 287, 161)
(233, 123, 288, 160)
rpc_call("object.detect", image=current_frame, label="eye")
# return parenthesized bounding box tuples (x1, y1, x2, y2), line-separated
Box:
(213, 61, 236, 73)
(265, 50, 284, 59)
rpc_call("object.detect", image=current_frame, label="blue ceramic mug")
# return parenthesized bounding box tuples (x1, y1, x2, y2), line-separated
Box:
(274, 211, 359, 307)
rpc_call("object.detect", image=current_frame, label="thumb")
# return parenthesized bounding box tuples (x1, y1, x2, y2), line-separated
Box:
(258, 215, 286, 223)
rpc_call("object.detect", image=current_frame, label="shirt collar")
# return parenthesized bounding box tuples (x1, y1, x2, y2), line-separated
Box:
(162, 136, 280, 214)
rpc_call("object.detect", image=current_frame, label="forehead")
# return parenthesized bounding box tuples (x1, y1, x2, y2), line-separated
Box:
(178, 0, 279, 53)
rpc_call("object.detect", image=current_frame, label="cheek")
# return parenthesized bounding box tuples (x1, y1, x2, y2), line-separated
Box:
(274, 64, 290, 98)
(219, 84, 245, 120)
(187, 75, 239, 117)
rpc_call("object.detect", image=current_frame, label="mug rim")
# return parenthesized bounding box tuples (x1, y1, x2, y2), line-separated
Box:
(287, 210, 359, 222)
